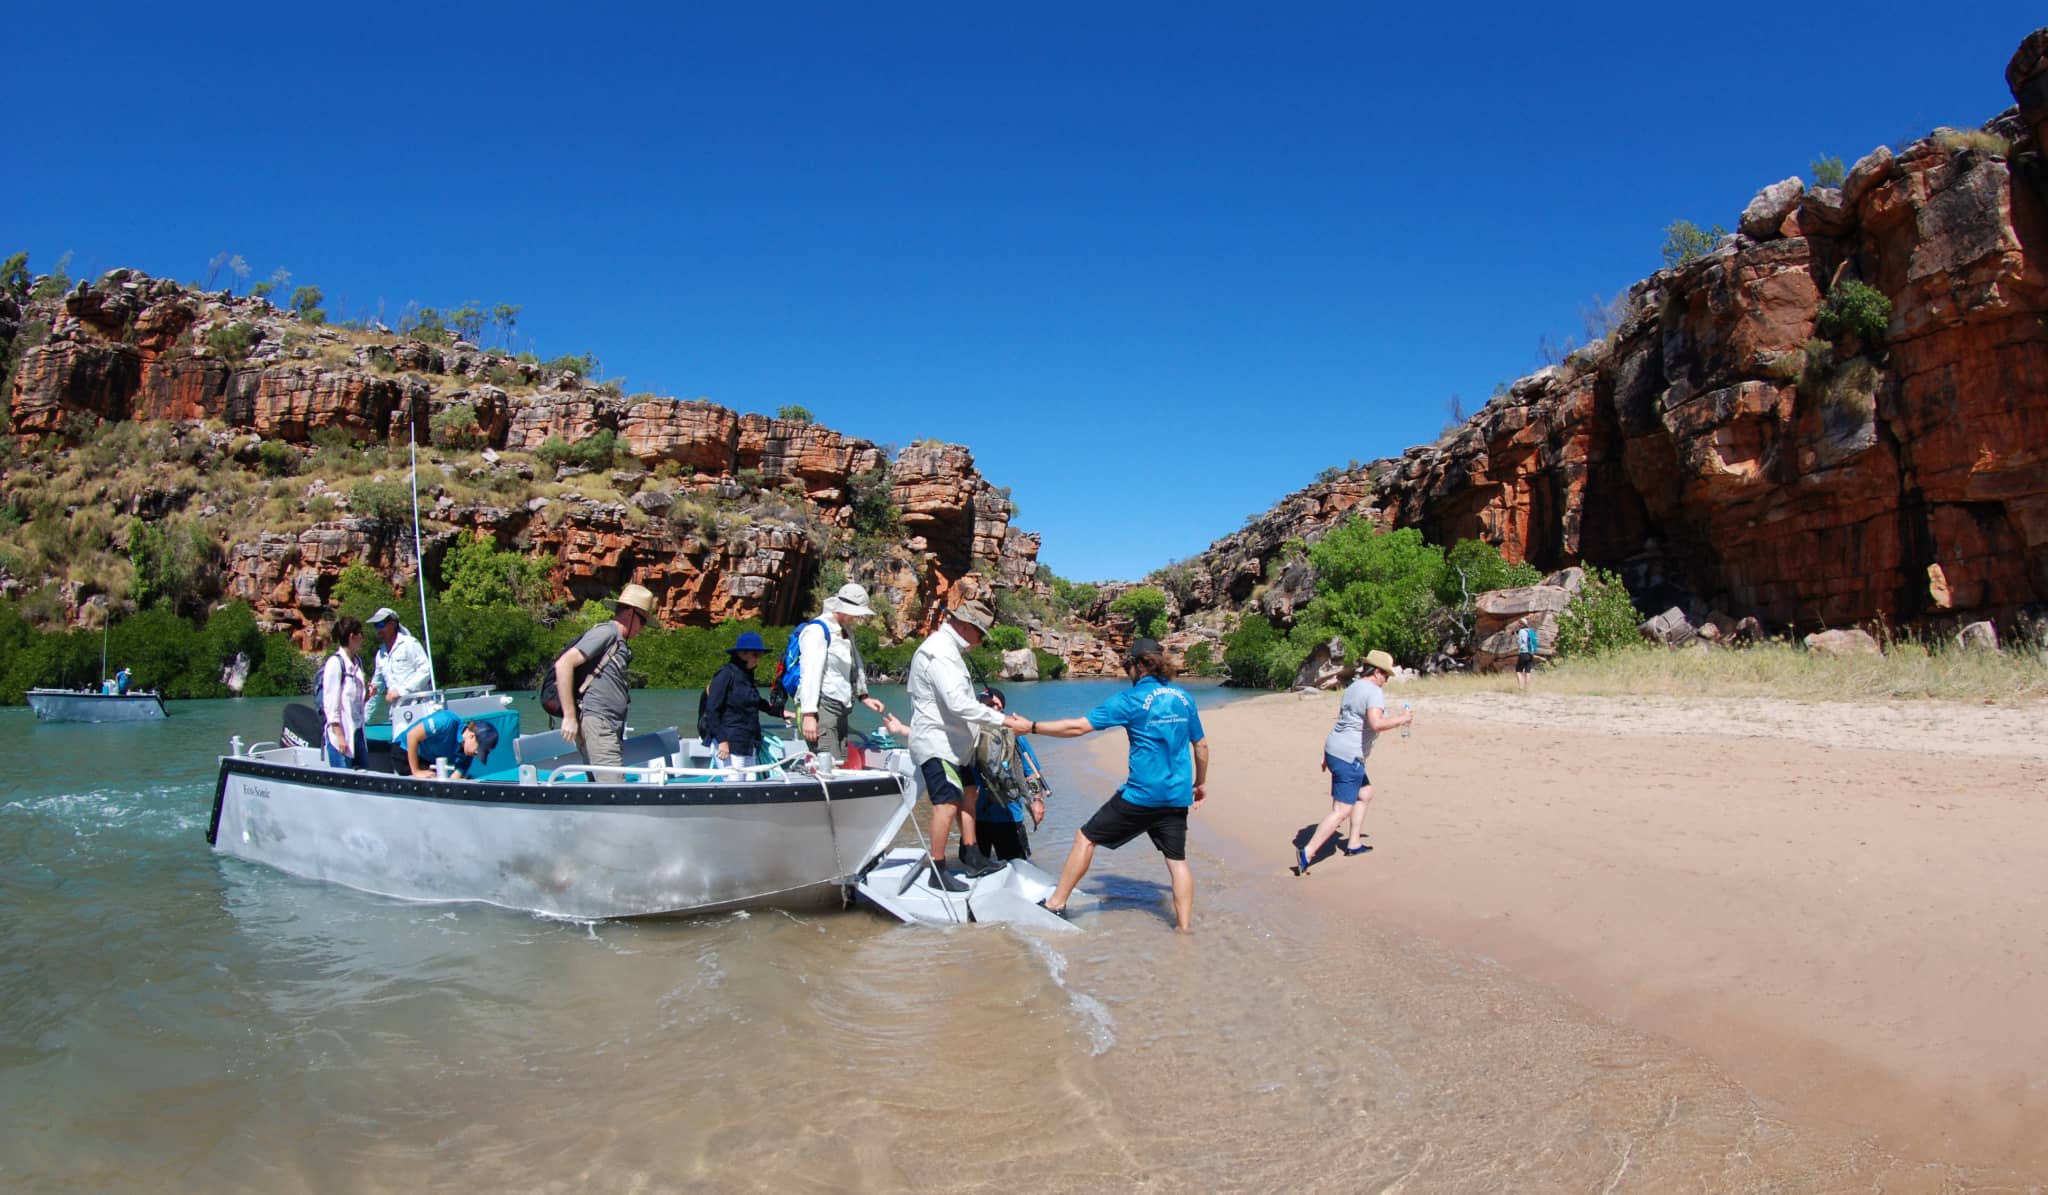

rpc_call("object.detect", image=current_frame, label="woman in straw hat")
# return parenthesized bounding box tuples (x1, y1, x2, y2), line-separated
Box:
(1296, 647, 1412, 875)
(556, 583, 656, 769)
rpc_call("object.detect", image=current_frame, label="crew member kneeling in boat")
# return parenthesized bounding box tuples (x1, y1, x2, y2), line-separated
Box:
(1007, 638, 1210, 932)
(403, 708, 500, 779)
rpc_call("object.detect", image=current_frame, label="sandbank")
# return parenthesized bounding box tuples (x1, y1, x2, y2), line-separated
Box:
(1137, 686, 2048, 1176)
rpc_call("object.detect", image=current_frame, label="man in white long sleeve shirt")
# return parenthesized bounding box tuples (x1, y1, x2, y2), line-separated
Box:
(907, 600, 1009, 888)
(795, 582, 891, 761)
(366, 607, 434, 735)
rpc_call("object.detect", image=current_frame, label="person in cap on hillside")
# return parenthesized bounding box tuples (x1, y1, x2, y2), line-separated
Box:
(555, 583, 656, 769)
(366, 606, 434, 733)
(906, 600, 1010, 890)
(320, 616, 371, 770)
(972, 685, 1046, 861)
(1296, 648, 1413, 875)
(794, 582, 894, 761)
(402, 707, 501, 779)
(705, 630, 785, 769)
(1011, 638, 1209, 932)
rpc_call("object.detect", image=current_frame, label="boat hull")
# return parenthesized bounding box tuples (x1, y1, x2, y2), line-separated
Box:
(26, 689, 168, 722)
(208, 756, 914, 920)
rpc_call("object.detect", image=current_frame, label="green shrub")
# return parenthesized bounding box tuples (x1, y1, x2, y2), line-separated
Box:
(545, 352, 598, 377)
(437, 534, 555, 612)
(128, 517, 213, 613)
(367, 347, 398, 373)
(1810, 155, 1846, 187)
(985, 625, 1029, 652)
(848, 464, 901, 543)
(536, 429, 616, 471)
(290, 286, 325, 325)
(29, 251, 72, 301)
(1050, 575, 1098, 616)
(1660, 219, 1727, 268)
(1032, 649, 1067, 680)
(734, 467, 763, 490)
(1299, 523, 1444, 664)
(1182, 641, 1215, 676)
(777, 404, 815, 423)
(1222, 613, 1285, 688)
(206, 321, 258, 364)
(1815, 280, 1892, 345)
(430, 402, 483, 450)
(1110, 585, 1168, 637)
(349, 479, 413, 525)
(1555, 566, 1640, 656)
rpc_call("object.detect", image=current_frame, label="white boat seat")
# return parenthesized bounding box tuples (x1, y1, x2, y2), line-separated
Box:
(512, 727, 682, 774)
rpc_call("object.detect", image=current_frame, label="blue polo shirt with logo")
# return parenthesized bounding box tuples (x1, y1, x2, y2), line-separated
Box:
(1085, 677, 1205, 808)
(411, 708, 474, 775)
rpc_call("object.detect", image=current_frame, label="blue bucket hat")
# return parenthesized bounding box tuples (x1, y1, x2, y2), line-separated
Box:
(730, 631, 768, 654)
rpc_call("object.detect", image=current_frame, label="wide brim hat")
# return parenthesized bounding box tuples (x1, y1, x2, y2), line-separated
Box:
(950, 600, 996, 633)
(730, 631, 769, 654)
(823, 582, 876, 618)
(1363, 649, 1397, 674)
(367, 607, 400, 627)
(613, 583, 656, 617)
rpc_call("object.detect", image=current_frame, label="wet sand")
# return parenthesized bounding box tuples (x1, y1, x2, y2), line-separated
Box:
(1177, 687, 2048, 1179)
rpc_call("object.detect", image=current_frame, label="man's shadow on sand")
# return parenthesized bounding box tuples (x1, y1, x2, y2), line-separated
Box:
(1085, 873, 1180, 928)
(1290, 825, 1369, 873)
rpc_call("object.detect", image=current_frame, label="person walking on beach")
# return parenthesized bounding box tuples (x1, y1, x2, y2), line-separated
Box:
(793, 582, 892, 761)
(972, 686, 1047, 862)
(1297, 648, 1412, 875)
(705, 631, 784, 768)
(555, 584, 655, 769)
(907, 601, 1009, 888)
(1514, 619, 1541, 691)
(367, 607, 435, 732)
(1017, 638, 1210, 933)
(320, 616, 370, 770)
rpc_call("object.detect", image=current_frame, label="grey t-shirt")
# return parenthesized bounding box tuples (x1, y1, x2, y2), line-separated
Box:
(1322, 677, 1386, 763)
(568, 621, 633, 725)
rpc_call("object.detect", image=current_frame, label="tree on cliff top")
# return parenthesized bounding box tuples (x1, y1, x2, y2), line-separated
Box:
(1661, 220, 1727, 268)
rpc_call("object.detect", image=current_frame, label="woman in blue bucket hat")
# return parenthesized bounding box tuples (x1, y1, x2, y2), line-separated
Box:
(703, 630, 784, 768)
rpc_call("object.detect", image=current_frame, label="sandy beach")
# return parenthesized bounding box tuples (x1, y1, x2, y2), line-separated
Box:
(1176, 686, 2048, 1178)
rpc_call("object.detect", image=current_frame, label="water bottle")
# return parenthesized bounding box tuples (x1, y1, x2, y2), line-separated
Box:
(1400, 702, 1412, 739)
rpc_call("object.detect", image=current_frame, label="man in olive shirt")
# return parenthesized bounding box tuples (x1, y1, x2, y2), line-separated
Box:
(555, 584, 655, 768)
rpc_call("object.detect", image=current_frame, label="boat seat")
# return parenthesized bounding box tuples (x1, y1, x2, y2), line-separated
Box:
(512, 727, 683, 776)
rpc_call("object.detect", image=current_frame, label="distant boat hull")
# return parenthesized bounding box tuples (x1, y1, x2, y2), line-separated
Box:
(25, 689, 168, 722)
(207, 754, 916, 920)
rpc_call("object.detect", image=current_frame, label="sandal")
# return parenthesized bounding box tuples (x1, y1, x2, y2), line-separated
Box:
(1343, 843, 1372, 856)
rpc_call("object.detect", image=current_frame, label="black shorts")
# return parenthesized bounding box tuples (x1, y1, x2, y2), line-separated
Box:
(978, 819, 1031, 861)
(1515, 652, 1535, 673)
(919, 758, 981, 806)
(1080, 794, 1189, 861)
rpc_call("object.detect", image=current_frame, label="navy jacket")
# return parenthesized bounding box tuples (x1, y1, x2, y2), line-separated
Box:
(704, 660, 781, 754)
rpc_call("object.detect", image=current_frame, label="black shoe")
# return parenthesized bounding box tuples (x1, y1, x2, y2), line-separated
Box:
(961, 845, 1004, 878)
(1037, 898, 1068, 921)
(926, 864, 969, 893)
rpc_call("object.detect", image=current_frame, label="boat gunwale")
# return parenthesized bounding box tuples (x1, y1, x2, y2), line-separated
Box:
(207, 755, 908, 845)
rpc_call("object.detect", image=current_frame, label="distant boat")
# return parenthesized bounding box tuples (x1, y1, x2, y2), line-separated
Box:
(25, 687, 168, 722)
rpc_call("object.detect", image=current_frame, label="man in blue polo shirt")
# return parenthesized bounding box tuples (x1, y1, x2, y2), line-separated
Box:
(1005, 638, 1211, 932)
(402, 707, 500, 779)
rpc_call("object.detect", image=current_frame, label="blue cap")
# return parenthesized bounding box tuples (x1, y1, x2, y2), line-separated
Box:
(730, 631, 769, 653)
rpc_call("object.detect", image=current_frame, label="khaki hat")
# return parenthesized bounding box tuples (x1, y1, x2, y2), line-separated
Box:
(1363, 649, 1396, 675)
(368, 607, 400, 627)
(823, 582, 876, 618)
(614, 583, 656, 617)
(949, 600, 995, 633)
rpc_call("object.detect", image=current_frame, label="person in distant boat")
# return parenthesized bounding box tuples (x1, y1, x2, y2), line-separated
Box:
(794, 582, 894, 762)
(1017, 638, 1210, 932)
(321, 616, 370, 770)
(556, 584, 655, 769)
(972, 686, 1046, 862)
(705, 631, 784, 769)
(113, 667, 131, 695)
(367, 607, 434, 730)
(907, 601, 1010, 889)
(402, 708, 501, 779)
(1296, 648, 1411, 874)
(1515, 619, 1540, 691)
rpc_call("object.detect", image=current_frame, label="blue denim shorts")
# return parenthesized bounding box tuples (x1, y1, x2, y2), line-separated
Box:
(1325, 753, 1369, 804)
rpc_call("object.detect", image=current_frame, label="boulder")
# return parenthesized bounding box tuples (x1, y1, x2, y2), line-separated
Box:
(1000, 647, 1039, 681)
(1732, 616, 1765, 645)
(1738, 177, 1805, 240)
(1293, 637, 1350, 690)
(1957, 620, 2000, 650)
(1803, 628, 1881, 656)
(1842, 145, 1894, 211)
(1639, 606, 1697, 646)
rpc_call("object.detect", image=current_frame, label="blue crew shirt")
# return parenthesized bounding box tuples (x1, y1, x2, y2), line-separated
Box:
(411, 708, 473, 775)
(1085, 677, 1205, 808)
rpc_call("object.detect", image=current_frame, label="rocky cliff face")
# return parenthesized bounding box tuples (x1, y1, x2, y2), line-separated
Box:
(1157, 30, 2048, 641)
(3, 274, 1074, 655)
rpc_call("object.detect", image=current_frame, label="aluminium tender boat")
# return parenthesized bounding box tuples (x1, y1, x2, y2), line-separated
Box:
(26, 687, 169, 722)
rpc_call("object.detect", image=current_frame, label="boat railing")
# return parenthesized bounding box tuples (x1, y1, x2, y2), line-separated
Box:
(540, 755, 818, 786)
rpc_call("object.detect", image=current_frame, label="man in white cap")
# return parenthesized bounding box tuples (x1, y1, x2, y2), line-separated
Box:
(366, 607, 434, 735)
(906, 600, 1009, 888)
(794, 582, 892, 762)
(556, 583, 656, 768)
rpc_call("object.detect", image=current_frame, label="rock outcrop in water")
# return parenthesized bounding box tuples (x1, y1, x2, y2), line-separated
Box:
(1147, 29, 2048, 644)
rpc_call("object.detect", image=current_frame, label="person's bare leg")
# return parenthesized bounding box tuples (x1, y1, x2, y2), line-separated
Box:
(1045, 830, 1095, 910)
(959, 792, 980, 850)
(1165, 858, 1194, 931)
(1345, 787, 1375, 850)
(1302, 802, 1349, 864)
(929, 803, 957, 865)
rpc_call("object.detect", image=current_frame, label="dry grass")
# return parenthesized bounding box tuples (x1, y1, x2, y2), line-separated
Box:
(1823, 357, 1880, 419)
(1409, 642, 2048, 705)
(1934, 127, 2011, 156)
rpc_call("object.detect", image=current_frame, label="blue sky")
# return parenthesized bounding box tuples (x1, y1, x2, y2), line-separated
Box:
(7, 3, 2036, 581)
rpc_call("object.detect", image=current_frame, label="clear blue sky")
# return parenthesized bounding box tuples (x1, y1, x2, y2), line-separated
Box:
(7, 4, 2036, 581)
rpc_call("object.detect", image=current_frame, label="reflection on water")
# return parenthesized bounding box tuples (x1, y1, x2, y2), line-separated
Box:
(0, 688, 2011, 1190)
